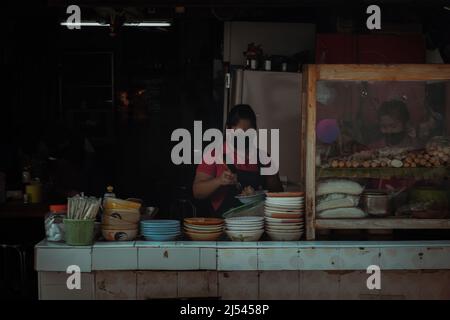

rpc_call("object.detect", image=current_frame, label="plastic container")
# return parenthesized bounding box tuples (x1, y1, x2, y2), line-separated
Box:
(64, 219, 95, 246)
(222, 200, 264, 219)
(45, 204, 67, 242)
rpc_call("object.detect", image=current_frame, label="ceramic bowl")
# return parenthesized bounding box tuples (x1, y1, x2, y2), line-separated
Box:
(266, 230, 302, 241)
(225, 229, 264, 241)
(265, 224, 303, 231)
(102, 228, 138, 241)
(103, 197, 142, 210)
(102, 223, 138, 230)
(184, 231, 222, 241)
(226, 225, 264, 231)
(264, 217, 303, 223)
(102, 213, 140, 226)
(103, 208, 141, 223)
(184, 217, 224, 226)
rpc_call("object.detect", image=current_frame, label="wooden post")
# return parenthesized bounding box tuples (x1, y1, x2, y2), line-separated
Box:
(304, 65, 318, 240)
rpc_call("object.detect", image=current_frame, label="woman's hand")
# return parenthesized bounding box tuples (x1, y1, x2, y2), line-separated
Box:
(216, 169, 237, 186)
(193, 170, 236, 200)
(193, 169, 237, 200)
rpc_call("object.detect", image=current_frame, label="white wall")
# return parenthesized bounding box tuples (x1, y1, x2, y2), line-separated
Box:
(224, 21, 316, 65)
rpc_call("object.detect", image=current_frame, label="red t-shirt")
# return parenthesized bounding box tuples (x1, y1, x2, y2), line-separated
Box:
(196, 145, 259, 211)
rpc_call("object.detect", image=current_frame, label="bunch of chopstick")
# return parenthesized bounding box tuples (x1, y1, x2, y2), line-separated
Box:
(67, 195, 101, 220)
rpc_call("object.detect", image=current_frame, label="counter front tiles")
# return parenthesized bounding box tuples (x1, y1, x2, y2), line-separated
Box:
(138, 247, 200, 270)
(92, 242, 138, 270)
(35, 240, 450, 272)
(35, 240, 92, 272)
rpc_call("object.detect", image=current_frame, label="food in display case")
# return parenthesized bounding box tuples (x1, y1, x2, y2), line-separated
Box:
(316, 179, 366, 219)
(302, 64, 450, 239)
(313, 77, 450, 223)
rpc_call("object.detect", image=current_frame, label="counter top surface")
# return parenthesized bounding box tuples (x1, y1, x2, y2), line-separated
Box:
(35, 239, 450, 249)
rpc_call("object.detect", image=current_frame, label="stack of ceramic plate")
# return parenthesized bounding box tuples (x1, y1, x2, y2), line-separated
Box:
(264, 192, 305, 241)
(183, 218, 224, 241)
(140, 220, 180, 241)
(225, 216, 265, 241)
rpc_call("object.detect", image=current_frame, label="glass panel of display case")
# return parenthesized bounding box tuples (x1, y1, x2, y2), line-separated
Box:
(315, 80, 450, 220)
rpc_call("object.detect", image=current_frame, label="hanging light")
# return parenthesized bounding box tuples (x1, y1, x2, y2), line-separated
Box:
(60, 21, 171, 28)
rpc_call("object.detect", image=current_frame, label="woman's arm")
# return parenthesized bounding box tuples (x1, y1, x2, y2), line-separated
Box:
(264, 173, 284, 192)
(193, 170, 237, 200)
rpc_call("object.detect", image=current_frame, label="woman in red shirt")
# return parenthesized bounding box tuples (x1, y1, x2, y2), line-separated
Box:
(193, 104, 283, 216)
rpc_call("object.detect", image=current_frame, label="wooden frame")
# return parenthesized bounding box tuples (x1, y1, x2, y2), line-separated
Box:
(303, 64, 450, 240)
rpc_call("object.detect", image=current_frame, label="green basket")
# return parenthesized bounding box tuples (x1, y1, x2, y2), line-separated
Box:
(64, 219, 95, 246)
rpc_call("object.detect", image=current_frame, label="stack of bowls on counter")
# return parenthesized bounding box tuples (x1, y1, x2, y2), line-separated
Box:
(183, 218, 224, 241)
(102, 198, 142, 241)
(225, 216, 264, 241)
(140, 220, 181, 241)
(264, 192, 304, 241)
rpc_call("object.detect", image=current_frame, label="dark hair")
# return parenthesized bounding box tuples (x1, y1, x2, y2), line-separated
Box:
(226, 104, 257, 129)
(378, 100, 410, 124)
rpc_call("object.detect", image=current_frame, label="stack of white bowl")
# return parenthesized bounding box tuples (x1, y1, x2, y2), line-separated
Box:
(264, 192, 305, 241)
(225, 217, 264, 241)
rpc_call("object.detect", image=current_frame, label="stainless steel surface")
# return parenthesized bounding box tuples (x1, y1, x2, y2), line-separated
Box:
(362, 192, 390, 216)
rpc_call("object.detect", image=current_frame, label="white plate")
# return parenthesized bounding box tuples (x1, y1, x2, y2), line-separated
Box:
(265, 199, 303, 204)
(266, 231, 302, 241)
(265, 203, 303, 209)
(265, 223, 303, 229)
(226, 226, 264, 231)
(264, 209, 304, 215)
(266, 227, 303, 233)
(265, 204, 303, 209)
(225, 226, 264, 232)
(226, 221, 264, 226)
(264, 207, 304, 213)
(226, 217, 264, 223)
(266, 196, 304, 201)
(266, 224, 303, 229)
(266, 223, 303, 228)
(264, 217, 304, 223)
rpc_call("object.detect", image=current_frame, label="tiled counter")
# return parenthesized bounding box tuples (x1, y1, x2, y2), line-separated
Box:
(35, 240, 450, 300)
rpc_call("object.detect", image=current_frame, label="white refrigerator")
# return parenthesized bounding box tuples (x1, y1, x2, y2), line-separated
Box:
(224, 69, 303, 189)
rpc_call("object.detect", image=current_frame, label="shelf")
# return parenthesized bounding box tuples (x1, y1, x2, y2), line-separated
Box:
(317, 167, 450, 180)
(65, 84, 112, 88)
(315, 218, 450, 230)
(67, 109, 113, 113)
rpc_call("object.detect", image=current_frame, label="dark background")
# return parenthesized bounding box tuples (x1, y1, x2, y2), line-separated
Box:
(1, 1, 449, 214)
(0, 0, 449, 300)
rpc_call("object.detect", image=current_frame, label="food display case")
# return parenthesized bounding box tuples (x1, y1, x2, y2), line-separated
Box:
(302, 64, 450, 240)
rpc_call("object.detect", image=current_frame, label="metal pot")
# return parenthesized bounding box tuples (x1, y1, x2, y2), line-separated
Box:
(361, 191, 390, 217)
(361, 188, 407, 217)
